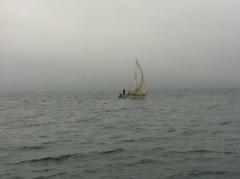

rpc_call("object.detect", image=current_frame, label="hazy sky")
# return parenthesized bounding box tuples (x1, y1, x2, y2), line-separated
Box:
(1, 0, 240, 90)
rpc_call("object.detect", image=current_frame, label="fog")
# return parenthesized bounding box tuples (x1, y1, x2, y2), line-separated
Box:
(1, 0, 240, 90)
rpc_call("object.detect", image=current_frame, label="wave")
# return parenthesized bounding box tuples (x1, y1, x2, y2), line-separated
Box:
(166, 170, 240, 179)
(90, 107, 129, 114)
(98, 148, 125, 155)
(31, 168, 51, 173)
(32, 172, 66, 179)
(123, 158, 165, 167)
(219, 121, 232, 125)
(15, 148, 125, 165)
(120, 139, 137, 143)
(0, 145, 45, 152)
(15, 153, 82, 165)
(138, 158, 155, 164)
(149, 146, 164, 152)
(167, 149, 236, 155)
(187, 170, 240, 177)
(182, 129, 206, 135)
(83, 168, 99, 174)
(21, 145, 45, 150)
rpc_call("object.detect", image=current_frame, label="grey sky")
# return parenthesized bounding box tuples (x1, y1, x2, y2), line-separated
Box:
(1, 0, 240, 90)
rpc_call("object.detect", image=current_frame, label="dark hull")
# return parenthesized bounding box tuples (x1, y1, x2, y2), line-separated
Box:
(119, 94, 146, 99)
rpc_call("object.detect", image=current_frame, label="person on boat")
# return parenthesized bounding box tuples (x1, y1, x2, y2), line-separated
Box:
(119, 93, 122, 98)
(123, 89, 126, 95)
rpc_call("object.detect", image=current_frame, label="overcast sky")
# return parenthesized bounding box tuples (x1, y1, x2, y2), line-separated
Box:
(1, 0, 240, 90)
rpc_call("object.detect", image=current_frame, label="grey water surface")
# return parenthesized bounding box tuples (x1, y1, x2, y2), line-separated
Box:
(0, 89, 240, 179)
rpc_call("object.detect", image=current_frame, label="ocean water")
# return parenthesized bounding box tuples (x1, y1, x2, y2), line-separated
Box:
(0, 89, 240, 179)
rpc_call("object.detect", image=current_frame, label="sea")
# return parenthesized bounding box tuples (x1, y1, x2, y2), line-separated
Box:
(0, 89, 240, 179)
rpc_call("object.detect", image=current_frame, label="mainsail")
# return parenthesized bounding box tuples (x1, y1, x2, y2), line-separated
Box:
(128, 59, 147, 95)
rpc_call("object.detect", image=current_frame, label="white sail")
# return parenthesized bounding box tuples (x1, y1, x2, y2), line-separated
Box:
(129, 59, 147, 95)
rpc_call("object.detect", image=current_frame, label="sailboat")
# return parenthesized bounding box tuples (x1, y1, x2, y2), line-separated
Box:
(119, 59, 147, 98)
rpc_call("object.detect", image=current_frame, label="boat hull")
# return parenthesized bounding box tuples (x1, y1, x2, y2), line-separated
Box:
(119, 94, 146, 99)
